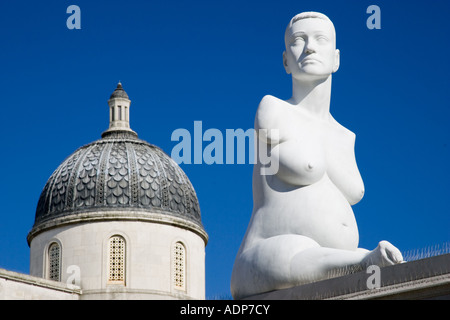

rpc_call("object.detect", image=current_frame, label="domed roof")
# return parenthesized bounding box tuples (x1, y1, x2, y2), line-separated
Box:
(109, 82, 129, 100)
(28, 84, 206, 244)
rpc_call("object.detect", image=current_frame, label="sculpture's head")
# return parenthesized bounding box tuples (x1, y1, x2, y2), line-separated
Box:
(283, 12, 340, 81)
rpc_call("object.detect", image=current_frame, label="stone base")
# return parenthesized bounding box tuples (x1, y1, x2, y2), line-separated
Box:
(0, 268, 81, 300)
(244, 254, 450, 300)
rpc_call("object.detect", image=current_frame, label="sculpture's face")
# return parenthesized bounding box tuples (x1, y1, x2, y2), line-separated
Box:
(284, 17, 340, 81)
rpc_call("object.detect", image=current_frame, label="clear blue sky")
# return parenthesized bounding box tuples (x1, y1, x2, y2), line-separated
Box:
(0, 0, 449, 298)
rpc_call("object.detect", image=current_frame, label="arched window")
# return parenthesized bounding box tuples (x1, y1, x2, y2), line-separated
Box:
(173, 242, 186, 290)
(107, 235, 126, 284)
(48, 242, 61, 281)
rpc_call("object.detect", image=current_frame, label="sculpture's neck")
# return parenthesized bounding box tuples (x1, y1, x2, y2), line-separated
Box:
(289, 75, 332, 120)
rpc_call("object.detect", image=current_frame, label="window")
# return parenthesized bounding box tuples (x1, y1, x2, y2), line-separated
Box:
(173, 242, 186, 290)
(108, 235, 126, 284)
(118, 105, 122, 120)
(48, 242, 61, 281)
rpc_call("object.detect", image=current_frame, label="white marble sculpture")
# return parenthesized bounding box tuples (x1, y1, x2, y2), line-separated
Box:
(231, 12, 404, 300)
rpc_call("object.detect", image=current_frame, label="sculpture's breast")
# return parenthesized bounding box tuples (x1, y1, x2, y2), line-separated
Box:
(323, 125, 365, 205)
(273, 137, 326, 186)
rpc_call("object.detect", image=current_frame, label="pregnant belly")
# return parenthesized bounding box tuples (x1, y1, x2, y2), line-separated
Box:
(259, 174, 360, 250)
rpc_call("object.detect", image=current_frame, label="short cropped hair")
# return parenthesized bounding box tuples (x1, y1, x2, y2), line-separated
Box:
(284, 12, 336, 45)
(290, 12, 332, 26)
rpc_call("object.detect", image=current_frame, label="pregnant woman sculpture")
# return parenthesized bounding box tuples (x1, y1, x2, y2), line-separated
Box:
(231, 12, 404, 299)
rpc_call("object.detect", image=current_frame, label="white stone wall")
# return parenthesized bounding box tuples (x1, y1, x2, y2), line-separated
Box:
(0, 268, 80, 300)
(29, 218, 206, 300)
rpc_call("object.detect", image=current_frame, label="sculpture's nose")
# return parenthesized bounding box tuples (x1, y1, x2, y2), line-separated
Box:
(304, 40, 316, 54)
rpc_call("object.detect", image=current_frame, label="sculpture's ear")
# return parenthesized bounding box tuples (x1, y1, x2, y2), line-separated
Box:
(333, 49, 340, 73)
(283, 51, 291, 74)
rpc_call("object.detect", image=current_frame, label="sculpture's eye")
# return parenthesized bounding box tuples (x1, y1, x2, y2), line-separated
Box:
(291, 35, 305, 45)
(316, 35, 329, 43)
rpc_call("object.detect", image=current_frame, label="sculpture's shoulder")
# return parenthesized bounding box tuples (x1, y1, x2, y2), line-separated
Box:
(259, 94, 285, 108)
(255, 95, 288, 130)
(328, 115, 356, 144)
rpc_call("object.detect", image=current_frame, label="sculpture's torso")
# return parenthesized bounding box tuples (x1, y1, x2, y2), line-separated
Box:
(242, 96, 365, 252)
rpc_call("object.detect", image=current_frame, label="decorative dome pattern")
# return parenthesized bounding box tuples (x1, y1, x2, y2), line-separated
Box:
(33, 131, 202, 229)
(29, 83, 207, 245)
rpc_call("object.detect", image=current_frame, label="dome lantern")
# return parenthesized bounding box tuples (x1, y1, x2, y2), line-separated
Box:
(102, 82, 136, 137)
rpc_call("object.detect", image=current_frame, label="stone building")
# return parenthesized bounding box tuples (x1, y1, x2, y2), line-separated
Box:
(0, 83, 208, 300)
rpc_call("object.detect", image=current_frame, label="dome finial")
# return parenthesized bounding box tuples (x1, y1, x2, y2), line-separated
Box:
(110, 81, 128, 100)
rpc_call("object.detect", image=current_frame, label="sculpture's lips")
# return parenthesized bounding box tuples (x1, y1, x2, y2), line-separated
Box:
(301, 58, 320, 64)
